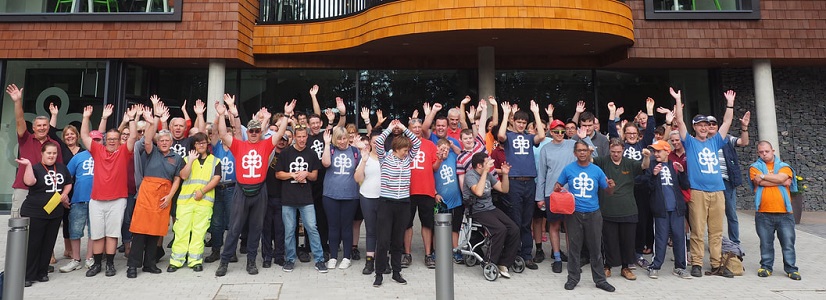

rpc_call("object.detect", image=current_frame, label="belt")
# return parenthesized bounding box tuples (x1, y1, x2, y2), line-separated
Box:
(217, 182, 236, 189)
(509, 177, 534, 181)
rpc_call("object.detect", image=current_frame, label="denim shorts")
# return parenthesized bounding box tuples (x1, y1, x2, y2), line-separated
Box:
(69, 202, 91, 239)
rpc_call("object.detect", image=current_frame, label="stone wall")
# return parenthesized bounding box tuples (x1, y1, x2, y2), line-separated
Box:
(721, 67, 825, 211)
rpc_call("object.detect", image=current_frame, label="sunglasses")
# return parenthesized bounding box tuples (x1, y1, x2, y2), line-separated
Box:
(248, 128, 262, 134)
(551, 130, 565, 134)
(137, 130, 145, 134)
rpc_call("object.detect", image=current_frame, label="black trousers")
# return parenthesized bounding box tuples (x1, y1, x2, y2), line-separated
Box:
(564, 210, 607, 284)
(261, 196, 285, 262)
(221, 185, 267, 262)
(634, 186, 654, 253)
(128, 234, 159, 268)
(375, 198, 410, 275)
(602, 220, 637, 268)
(25, 216, 61, 281)
(473, 209, 520, 266)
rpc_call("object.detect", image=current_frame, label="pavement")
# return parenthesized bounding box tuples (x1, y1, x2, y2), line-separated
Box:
(1, 211, 826, 300)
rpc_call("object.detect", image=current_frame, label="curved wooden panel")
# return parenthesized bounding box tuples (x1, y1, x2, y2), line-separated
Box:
(254, 0, 634, 55)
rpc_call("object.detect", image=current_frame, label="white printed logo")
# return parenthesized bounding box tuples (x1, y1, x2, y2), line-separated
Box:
(333, 153, 352, 175)
(221, 156, 235, 180)
(241, 149, 263, 178)
(698, 148, 719, 174)
(171, 143, 186, 157)
(412, 151, 426, 170)
(439, 164, 455, 185)
(44, 170, 64, 193)
(512, 135, 530, 155)
(289, 156, 309, 183)
(311, 139, 324, 159)
(572, 172, 595, 198)
(81, 157, 94, 176)
(660, 164, 673, 186)
(624, 146, 642, 161)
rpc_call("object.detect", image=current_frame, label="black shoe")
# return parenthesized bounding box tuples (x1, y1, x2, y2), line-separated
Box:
(535, 249, 545, 263)
(560, 251, 568, 262)
(192, 264, 203, 272)
(596, 282, 616, 292)
(24, 280, 33, 287)
(48, 265, 54, 273)
(166, 239, 173, 248)
(363, 256, 375, 275)
(298, 251, 311, 263)
(142, 265, 162, 274)
(204, 251, 221, 263)
(86, 264, 102, 277)
(156, 247, 166, 263)
(373, 274, 383, 287)
(239, 245, 248, 254)
(323, 251, 331, 262)
(691, 265, 703, 277)
(37, 275, 49, 282)
(167, 265, 178, 273)
(274, 257, 285, 266)
(552, 261, 563, 273)
(262, 260, 272, 268)
(392, 272, 407, 285)
(205, 239, 213, 248)
(351, 247, 361, 261)
(247, 261, 259, 275)
(105, 264, 116, 277)
(126, 267, 137, 278)
(711, 266, 734, 278)
(564, 280, 577, 290)
(215, 262, 228, 277)
(384, 259, 392, 274)
(118, 244, 126, 253)
(229, 254, 239, 263)
(525, 259, 539, 270)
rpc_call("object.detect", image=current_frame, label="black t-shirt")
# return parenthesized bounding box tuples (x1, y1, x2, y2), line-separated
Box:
(276, 146, 321, 206)
(307, 132, 327, 194)
(170, 136, 192, 159)
(266, 149, 283, 198)
(21, 163, 73, 219)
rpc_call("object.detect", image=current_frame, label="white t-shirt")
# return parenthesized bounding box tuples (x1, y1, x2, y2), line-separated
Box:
(359, 155, 382, 198)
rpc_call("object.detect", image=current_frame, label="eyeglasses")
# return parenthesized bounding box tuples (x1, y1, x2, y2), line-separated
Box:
(195, 141, 208, 145)
(248, 128, 262, 134)
(137, 130, 145, 134)
(551, 130, 565, 134)
(575, 149, 591, 152)
(709, 122, 718, 126)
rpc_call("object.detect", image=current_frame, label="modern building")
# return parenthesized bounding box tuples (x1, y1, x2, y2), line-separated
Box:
(0, 0, 823, 211)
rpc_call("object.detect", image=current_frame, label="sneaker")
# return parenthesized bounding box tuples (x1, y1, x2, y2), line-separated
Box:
(425, 254, 436, 269)
(339, 258, 352, 269)
(564, 280, 577, 290)
(215, 262, 228, 277)
(362, 257, 375, 274)
(104, 263, 116, 277)
(283, 261, 295, 273)
(86, 264, 101, 277)
(636, 257, 650, 269)
(691, 265, 703, 277)
(373, 274, 383, 287)
(262, 260, 272, 268)
(525, 259, 538, 270)
(401, 254, 412, 268)
(59, 260, 83, 273)
(315, 261, 329, 273)
(351, 248, 361, 260)
(535, 249, 545, 263)
(453, 253, 464, 264)
(648, 268, 659, 279)
(672, 268, 692, 279)
(327, 258, 338, 270)
(204, 251, 221, 263)
(392, 272, 407, 284)
(274, 257, 286, 266)
(498, 265, 511, 279)
(621, 268, 636, 280)
(85, 258, 94, 269)
(788, 271, 801, 280)
(298, 250, 311, 263)
(246, 261, 259, 275)
(757, 268, 772, 277)
(595, 282, 616, 293)
(552, 261, 563, 273)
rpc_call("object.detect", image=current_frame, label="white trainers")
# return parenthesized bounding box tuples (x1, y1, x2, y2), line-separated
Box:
(327, 258, 338, 270)
(339, 258, 351, 269)
(85, 258, 94, 269)
(59, 260, 83, 273)
(498, 265, 511, 278)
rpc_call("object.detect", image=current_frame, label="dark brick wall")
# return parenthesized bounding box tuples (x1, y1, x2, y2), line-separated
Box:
(721, 67, 825, 211)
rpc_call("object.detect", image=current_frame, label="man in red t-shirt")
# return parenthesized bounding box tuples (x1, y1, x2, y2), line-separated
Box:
(402, 118, 441, 268)
(213, 98, 291, 277)
(80, 104, 138, 277)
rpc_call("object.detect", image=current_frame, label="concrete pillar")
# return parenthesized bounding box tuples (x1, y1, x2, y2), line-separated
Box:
(207, 59, 226, 121)
(478, 46, 495, 104)
(753, 59, 780, 157)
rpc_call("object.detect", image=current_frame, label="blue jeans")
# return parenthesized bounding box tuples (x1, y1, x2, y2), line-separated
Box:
(283, 204, 324, 263)
(755, 212, 797, 273)
(507, 179, 536, 260)
(723, 180, 740, 244)
(68, 202, 91, 239)
(210, 185, 234, 251)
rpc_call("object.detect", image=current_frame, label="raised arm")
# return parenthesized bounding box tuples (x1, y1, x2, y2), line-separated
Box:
(607, 102, 620, 139)
(98, 104, 113, 132)
(16, 158, 36, 186)
(224, 94, 244, 141)
(497, 102, 512, 143)
(459, 96, 471, 130)
(310, 85, 321, 116)
(215, 100, 233, 148)
(641, 97, 657, 146)
(80, 106, 94, 150)
(145, 96, 162, 154)
(335, 97, 347, 128)
(421, 102, 442, 140)
(736, 111, 751, 147)
(670, 87, 688, 140)
(7, 84, 26, 137)
(360, 107, 374, 133)
(181, 99, 191, 124)
(126, 105, 138, 152)
(321, 129, 333, 168)
(717, 90, 736, 138)
(179, 150, 199, 180)
(193, 99, 207, 134)
(530, 100, 545, 145)
(49, 102, 59, 128)
(572, 100, 585, 125)
(477, 99, 488, 138)
(488, 96, 499, 130)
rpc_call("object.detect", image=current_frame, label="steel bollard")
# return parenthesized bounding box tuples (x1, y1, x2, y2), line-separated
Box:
(434, 213, 454, 300)
(4, 217, 29, 300)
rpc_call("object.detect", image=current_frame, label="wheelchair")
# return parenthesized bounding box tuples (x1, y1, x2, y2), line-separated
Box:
(453, 210, 525, 281)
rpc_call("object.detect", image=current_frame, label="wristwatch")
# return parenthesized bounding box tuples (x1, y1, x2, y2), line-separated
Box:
(760, 174, 765, 180)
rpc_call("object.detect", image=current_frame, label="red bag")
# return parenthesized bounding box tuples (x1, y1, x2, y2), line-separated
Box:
(549, 189, 575, 215)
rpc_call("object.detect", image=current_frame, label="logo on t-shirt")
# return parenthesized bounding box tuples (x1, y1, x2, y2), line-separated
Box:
(512, 135, 530, 155)
(81, 157, 94, 176)
(220, 156, 234, 181)
(698, 148, 719, 174)
(289, 156, 309, 184)
(624, 147, 642, 161)
(660, 164, 673, 186)
(44, 170, 64, 193)
(572, 172, 595, 198)
(311, 139, 324, 159)
(241, 149, 263, 178)
(171, 143, 186, 158)
(439, 164, 455, 185)
(333, 153, 352, 175)
(412, 151, 426, 170)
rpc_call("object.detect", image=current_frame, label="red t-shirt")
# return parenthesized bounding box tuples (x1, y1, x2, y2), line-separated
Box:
(229, 137, 275, 185)
(409, 138, 437, 197)
(89, 142, 133, 200)
(446, 127, 462, 143)
(14, 131, 64, 189)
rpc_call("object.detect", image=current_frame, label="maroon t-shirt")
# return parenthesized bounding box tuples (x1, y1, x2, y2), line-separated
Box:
(14, 131, 63, 189)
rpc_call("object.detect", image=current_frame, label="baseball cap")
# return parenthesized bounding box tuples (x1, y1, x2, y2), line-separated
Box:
(706, 116, 718, 124)
(650, 140, 672, 152)
(247, 119, 263, 130)
(90, 130, 103, 140)
(692, 114, 709, 124)
(548, 119, 565, 130)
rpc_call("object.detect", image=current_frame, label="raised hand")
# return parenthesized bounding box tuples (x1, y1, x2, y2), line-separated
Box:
(258, 107, 272, 123)
(529, 100, 540, 114)
(15, 157, 31, 166)
(607, 102, 616, 113)
(467, 105, 476, 121)
(411, 109, 419, 120)
(376, 109, 386, 124)
(102, 104, 114, 119)
(134, 104, 144, 119)
(723, 90, 736, 104)
(150, 94, 161, 105)
(214, 101, 227, 116)
(142, 106, 154, 121)
(395, 119, 408, 131)
(187, 149, 198, 161)
(127, 104, 138, 119)
(432, 103, 443, 113)
(160, 105, 170, 123)
(576, 126, 588, 139)
(575, 101, 586, 113)
(309, 85, 319, 97)
(324, 108, 335, 123)
(49, 102, 59, 116)
(193, 99, 206, 115)
(323, 129, 332, 144)
(223, 93, 236, 107)
(423, 103, 432, 116)
(461, 96, 472, 106)
(741, 111, 751, 127)
(500, 101, 512, 115)
(83, 105, 94, 118)
(5, 84, 22, 102)
(646, 97, 655, 113)
(500, 161, 511, 175)
(656, 107, 671, 115)
(511, 103, 519, 113)
(642, 148, 651, 157)
(284, 99, 297, 115)
(336, 97, 346, 115)
(488, 95, 497, 106)
(545, 103, 555, 118)
(616, 107, 625, 118)
(669, 87, 681, 101)
(360, 107, 370, 121)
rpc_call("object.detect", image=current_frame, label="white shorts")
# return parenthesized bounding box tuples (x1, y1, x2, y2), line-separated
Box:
(89, 198, 127, 240)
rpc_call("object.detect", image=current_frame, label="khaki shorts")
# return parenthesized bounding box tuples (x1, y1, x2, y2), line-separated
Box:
(89, 198, 127, 240)
(11, 188, 28, 218)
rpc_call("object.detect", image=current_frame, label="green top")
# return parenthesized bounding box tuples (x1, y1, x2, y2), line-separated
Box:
(594, 157, 642, 218)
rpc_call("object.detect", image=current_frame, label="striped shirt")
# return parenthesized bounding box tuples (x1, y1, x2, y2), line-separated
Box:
(376, 128, 421, 200)
(456, 134, 486, 175)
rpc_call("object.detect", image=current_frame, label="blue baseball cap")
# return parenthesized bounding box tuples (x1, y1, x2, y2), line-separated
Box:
(692, 115, 709, 124)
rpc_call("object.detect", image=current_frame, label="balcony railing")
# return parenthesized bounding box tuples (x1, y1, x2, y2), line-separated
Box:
(259, 0, 399, 24)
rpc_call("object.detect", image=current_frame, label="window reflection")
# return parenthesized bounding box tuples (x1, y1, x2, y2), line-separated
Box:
(1, 0, 176, 13)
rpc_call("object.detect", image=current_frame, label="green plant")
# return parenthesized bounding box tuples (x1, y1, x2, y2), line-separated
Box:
(791, 175, 808, 195)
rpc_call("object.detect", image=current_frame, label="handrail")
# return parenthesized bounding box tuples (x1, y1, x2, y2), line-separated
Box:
(259, 0, 400, 24)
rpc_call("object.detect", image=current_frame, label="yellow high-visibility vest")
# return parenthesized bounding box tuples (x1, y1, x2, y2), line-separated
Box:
(178, 154, 219, 207)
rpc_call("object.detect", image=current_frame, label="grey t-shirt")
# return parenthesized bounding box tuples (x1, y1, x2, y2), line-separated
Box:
(462, 168, 499, 214)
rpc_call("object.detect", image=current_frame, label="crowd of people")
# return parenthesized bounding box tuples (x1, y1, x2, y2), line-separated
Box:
(8, 82, 802, 291)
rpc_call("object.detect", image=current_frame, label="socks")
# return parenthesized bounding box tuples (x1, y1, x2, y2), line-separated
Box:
(553, 252, 561, 262)
(535, 243, 542, 251)
(106, 254, 115, 265)
(94, 253, 103, 266)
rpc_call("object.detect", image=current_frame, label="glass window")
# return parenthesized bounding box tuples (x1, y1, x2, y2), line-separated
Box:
(495, 70, 594, 123)
(645, 0, 760, 19)
(0, 0, 182, 21)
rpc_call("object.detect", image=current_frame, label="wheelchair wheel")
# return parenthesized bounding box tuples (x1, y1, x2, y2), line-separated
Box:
(512, 256, 525, 273)
(483, 263, 499, 281)
(464, 254, 478, 267)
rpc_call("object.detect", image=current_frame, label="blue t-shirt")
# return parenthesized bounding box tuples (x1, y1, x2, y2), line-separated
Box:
(435, 151, 462, 209)
(682, 133, 728, 192)
(429, 134, 461, 150)
(656, 162, 678, 212)
(213, 140, 237, 183)
(323, 146, 360, 200)
(557, 162, 609, 213)
(67, 150, 94, 204)
(504, 131, 538, 177)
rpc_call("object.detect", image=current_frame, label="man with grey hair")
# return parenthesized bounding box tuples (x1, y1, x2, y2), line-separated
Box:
(446, 107, 463, 141)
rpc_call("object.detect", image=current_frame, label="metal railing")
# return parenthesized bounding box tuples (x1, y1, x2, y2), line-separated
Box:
(259, 0, 399, 24)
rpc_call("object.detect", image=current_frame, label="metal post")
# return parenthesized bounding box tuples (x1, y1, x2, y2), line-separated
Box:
(4, 217, 29, 300)
(434, 213, 453, 300)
